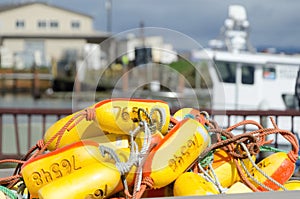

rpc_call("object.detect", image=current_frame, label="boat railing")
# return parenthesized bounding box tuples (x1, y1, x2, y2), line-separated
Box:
(0, 108, 300, 159)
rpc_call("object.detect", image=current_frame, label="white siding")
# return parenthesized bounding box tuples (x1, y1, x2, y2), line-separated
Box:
(0, 3, 93, 35)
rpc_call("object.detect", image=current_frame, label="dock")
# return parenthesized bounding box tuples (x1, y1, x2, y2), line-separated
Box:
(0, 71, 53, 97)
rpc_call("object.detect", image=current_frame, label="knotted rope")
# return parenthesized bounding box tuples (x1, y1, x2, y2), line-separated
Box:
(198, 117, 299, 192)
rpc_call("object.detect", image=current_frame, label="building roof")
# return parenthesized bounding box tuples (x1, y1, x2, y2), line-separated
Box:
(0, 31, 111, 44)
(0, 2, 93, 18)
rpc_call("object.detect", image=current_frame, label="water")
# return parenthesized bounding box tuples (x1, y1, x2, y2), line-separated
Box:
(0, 94, 73, 155)
(0, 94, 72, 108)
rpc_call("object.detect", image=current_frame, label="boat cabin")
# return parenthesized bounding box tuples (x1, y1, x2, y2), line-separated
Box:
(193, 50, 300, 110)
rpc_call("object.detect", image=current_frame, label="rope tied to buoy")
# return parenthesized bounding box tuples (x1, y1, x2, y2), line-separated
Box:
(197, 117, 299, 192)
(0, 107, 96, 190)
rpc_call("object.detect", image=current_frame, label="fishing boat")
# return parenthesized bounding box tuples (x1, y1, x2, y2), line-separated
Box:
(191, 5, 300, 111)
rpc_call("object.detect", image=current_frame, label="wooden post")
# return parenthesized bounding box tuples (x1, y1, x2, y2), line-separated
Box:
(0, 72, 5, 96)
(32, 65, 41, 99)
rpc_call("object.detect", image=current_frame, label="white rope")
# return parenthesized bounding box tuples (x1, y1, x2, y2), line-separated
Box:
(238, 142, 287, 191)
(198, 163, 225, 193)
(135, 121, 152, 191)
(208, 163, 226, 193)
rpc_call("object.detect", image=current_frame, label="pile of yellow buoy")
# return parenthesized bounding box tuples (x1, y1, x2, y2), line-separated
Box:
(0, 98, 300, 199)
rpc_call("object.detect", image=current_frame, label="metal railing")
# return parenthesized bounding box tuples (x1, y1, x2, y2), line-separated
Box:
(0, 108, 72, 159)
(0, 108, 300, 159)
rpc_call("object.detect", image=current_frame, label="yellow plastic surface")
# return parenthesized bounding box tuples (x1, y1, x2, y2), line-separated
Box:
(143, 118, 210, 188)
(211, 149, 256, 188)
(173, 108, 200, 121)
(211, 149, 238, 188)
(280, 180, 300, 191)
(173, 172, 219, 196)
(248, 152, 295, 191)
(44, 98, 170, 150)
(226, 182, 253, 194)
(99, 147, 137, 190)
(87, 133, 130, 149)
(21, 140, 103, 198)
(94, 98, 170, 135)
(43, 112, 102, 151)
(38, 162, 120, 199)
(0, 191, 6, 199)
(135, 130, 164, 150)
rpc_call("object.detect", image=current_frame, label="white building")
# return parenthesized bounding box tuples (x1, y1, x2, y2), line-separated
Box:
(117, 34, 178, 64)
(0, 2, 109, 69)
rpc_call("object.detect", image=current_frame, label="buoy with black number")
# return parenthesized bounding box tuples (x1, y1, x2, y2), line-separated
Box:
(21, 140, 103, 198)
(44, 98, 170, 150)
(93, 98, 170, 135)
(38, 162, 121, 199)
(173, 172, 219, 196)
(248, 151, 297, 191)
(142, 118, 210, 189)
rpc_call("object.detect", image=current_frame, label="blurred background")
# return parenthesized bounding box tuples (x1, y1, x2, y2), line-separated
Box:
(0, 0, 299, 109)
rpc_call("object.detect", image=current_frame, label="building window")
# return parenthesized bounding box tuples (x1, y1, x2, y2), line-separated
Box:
(242, 65, 255, 84)
(37, 20, 47, 28)
(16, 20, 25, 28)
(71, 20, 80, 29)
(50, 20, 59, 28)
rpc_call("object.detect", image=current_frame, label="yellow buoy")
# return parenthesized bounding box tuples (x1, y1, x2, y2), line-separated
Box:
(44, 98, 170, 150)
(86, 133, 130, 149)
(0, 191, 6, 199)
(38, 162, 121, 199)
(248, 152, 295, 191)
(135, 130, 164, 151)
(210, 148, 256, 189)
(94, 98, 170, 134)
(43, 113, 102, 151)
(173, 108, 209, 126)
(225, 182, 253, 194)
(21, 140, 103, 198)
(211, 149, 238, 188)
(173, 172, 219, 196)
(143, 118, 210, 189)
(98, 147, 137, 193)
(279, 180, 300, 191)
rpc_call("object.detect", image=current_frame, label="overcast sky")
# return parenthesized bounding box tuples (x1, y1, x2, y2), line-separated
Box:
(4, 0, 300, 49)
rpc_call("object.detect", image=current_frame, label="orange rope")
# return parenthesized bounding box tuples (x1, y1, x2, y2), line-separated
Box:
(212, 117, 299, 191)
(0, 159, 24, 187)
(0, 107, 96, 190)
(36, 107, 96, 156)
(132, 176, 154, 199)
(0, 159, 25, 164)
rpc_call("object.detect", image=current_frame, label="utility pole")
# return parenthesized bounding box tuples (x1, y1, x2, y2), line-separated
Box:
(105, 0, 112, 32)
